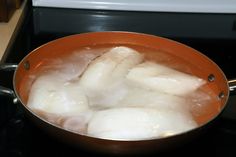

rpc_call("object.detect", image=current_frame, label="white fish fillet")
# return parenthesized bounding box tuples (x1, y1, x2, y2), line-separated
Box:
(126, 62, 206, 96)
(79, 46, 143, 108)
(87, 107, 197, 140)
(120, 87, 188, 111)
(37, 50, 103, 81)
(79, 46, 143, 92)
(27, 74, 89, 115)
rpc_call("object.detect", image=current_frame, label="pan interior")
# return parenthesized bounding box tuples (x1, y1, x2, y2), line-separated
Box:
(14, 32, 229, 132)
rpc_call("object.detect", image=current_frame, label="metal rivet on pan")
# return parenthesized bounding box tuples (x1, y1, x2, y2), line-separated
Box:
(218, 92, 225, 99)
(13, 98, 19, 104)
(23, 61, 30, 70)
(208, 74, 215, 82)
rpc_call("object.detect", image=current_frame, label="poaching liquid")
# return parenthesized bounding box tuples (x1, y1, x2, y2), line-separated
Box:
(18, 44, 222, 140)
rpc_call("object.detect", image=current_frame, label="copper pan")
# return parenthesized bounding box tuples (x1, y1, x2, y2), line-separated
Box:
(0, 31, 236, 155)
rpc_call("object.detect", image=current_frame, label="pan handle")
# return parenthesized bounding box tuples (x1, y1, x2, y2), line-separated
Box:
(0, 64, 18, 71)
(228, 79, 236, 93)
(0, 63, 19, 104)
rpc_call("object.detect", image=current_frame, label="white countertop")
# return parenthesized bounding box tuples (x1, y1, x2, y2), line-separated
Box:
(0, 0, 27, 62)
(33, 0, 236, 13)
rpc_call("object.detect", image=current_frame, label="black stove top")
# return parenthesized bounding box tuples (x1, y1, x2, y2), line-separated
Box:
(1, 5, 236, 157)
